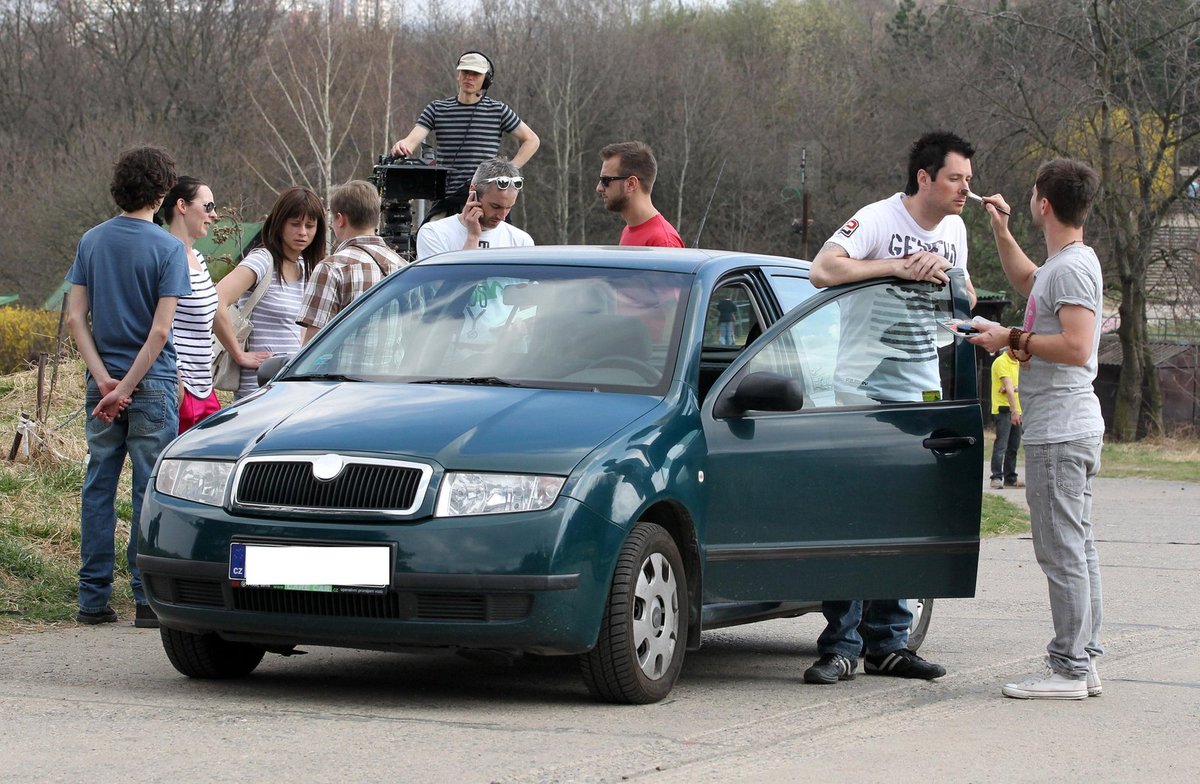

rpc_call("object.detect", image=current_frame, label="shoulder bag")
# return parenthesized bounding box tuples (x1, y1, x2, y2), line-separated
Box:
(211, 263, 272, 391)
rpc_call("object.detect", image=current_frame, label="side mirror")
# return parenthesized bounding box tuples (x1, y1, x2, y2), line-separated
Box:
(713, 371, 805, 418)
(256, 355, 290, 387)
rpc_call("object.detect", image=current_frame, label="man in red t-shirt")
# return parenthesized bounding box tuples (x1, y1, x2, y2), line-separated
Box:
(597, 141, 684, 247)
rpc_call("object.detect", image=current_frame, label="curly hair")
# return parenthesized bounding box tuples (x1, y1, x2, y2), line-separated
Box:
(109, 146, 178, 212)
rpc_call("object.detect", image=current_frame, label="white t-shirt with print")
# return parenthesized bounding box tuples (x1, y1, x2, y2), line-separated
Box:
(826, 193, 968, 402)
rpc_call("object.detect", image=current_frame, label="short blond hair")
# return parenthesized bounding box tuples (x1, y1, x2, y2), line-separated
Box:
(330, 180, 381, 229)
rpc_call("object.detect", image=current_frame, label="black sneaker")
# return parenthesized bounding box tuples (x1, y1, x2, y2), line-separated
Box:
(864, 648, 946, 680)
(803, 653, 857, 684)
(77, 606, 118, 625)
(134, 603, 160, 629)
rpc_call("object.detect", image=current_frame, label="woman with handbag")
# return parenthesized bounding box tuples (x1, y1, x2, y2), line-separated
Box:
(157, 176, 269, 432)
(216, 186, 327, 399)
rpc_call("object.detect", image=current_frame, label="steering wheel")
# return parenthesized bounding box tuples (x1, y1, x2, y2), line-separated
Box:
(583, 356, 661, 383)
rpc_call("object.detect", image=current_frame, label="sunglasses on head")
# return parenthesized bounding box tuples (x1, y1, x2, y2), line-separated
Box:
(480, 175, 523, 190)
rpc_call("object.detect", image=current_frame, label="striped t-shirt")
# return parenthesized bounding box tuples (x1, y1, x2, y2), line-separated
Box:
(418, 96, 521, 195)
(173, 253, 219, 399)
(235, 248, 306, 399)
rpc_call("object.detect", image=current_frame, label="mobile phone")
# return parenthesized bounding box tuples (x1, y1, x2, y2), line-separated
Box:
(938, 319, 980, 337)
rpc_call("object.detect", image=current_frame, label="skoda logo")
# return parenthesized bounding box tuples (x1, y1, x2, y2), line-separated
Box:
(311, 454, 345, 481)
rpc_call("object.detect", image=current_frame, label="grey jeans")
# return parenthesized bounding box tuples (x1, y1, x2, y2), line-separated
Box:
(1024, 437, 1104, 678)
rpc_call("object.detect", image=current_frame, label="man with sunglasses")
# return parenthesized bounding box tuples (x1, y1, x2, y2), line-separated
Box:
(597, 141, 683, 247)
(416, 157, 534, 259)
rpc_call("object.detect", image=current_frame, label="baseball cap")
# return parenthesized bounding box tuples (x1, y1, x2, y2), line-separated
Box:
(457, 52, 490, 74)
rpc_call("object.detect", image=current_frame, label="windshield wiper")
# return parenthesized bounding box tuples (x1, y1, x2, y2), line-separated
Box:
(286, 373, 364, 382)
(411, 376, 523, 387)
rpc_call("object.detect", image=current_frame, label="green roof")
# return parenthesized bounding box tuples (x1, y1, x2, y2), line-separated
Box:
(194, 220, 263, 268)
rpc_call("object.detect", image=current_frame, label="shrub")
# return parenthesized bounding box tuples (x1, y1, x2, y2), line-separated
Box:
(0, 307, 63, 375)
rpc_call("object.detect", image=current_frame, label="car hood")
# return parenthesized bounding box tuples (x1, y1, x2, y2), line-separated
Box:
(169, 381, 663, 475)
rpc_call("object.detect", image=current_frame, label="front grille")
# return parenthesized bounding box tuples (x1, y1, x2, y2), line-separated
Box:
(233, 456, 429, 513)
(232, 587, 533, 622)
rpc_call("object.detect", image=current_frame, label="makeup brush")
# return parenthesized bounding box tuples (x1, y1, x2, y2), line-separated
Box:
(966, 190, 1010, 215)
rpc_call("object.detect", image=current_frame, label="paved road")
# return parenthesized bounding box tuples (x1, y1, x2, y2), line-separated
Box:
(2, 478, 1197, 783)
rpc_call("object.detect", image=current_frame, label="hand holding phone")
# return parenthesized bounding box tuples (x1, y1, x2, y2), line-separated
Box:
(938, 318, 981, 337)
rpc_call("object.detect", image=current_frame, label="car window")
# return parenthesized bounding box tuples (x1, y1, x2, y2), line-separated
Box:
(704, 283, 759, 348)
(291, 264, 689, 393)
(741, 280, 957, 408)
(767, 273, 819, 313)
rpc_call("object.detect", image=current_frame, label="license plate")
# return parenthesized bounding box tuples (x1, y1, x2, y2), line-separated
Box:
(229, 543, 390, 590)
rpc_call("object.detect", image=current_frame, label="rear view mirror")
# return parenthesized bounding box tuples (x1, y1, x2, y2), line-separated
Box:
(713, 371, 805, 418)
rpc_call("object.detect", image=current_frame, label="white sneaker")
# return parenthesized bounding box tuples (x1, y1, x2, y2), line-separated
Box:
(1088, 657, 1102, 697)
(1002, 666, 1087, 699)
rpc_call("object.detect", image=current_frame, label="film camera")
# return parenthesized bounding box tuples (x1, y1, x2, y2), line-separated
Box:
(368, 155, 449, 257)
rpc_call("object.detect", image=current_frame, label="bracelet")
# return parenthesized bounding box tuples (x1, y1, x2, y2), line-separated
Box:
(1021, 331, 1035, 354)
(1008, 328, 1023, 352)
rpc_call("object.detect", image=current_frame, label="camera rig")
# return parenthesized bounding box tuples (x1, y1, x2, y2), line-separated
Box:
(368, 155, 449, 258)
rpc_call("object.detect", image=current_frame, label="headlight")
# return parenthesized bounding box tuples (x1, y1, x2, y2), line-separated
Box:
(435, 472, 565, 517)
(155, 459, 234, 506)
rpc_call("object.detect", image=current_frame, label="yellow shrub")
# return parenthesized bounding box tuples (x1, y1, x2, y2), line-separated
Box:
(0, 307, 64, 375)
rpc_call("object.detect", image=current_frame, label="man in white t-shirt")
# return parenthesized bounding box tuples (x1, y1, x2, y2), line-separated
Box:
(415, 157, 534, 259)
(802, 131, 978, 687)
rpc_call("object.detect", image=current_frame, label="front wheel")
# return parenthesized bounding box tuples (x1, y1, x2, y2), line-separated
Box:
(161, 626, 265, 679)
(579, 522, 688, 704)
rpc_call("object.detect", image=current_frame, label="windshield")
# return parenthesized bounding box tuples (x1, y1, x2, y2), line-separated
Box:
(288, 263, 690, 393)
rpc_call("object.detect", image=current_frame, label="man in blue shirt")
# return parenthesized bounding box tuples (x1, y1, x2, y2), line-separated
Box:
(66, 145, 191, 628)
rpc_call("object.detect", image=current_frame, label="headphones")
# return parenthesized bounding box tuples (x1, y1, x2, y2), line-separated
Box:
(458, 50, 494, 92)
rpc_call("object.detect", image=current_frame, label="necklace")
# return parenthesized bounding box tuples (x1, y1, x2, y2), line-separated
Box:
(1054, 239, 1084, 256)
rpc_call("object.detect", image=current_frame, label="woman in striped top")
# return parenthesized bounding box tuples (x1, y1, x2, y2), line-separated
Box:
(216, 186, 327, 400)
(157, 176, 269, 432)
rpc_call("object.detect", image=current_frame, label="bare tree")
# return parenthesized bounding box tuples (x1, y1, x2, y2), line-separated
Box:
(958, 0, 1200, 439)
(243, 10, 376, 209)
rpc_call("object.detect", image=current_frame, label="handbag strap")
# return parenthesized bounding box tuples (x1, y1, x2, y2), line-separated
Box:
(241, 255, 274, 316)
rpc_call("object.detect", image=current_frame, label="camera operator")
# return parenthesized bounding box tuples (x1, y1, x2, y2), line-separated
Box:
(391, 51, 539, 220)
(416, 157, 533, 259)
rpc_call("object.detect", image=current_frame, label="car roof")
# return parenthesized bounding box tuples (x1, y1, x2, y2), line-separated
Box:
(413, 245, 811, 276)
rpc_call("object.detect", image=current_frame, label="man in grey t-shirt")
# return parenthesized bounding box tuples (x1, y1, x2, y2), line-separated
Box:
(970, 158, 1104, 701)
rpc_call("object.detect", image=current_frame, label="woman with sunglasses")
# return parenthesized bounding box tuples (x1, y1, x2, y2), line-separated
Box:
(156, 177, 269, 431)
(415, 157, 533, 260)
(216, 186, 327, 400)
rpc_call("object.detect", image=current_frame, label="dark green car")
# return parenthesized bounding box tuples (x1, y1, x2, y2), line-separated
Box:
(140, 247, 982, 703)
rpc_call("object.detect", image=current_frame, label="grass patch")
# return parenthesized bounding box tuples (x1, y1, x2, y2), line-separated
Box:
(0, 359, 136, 628)
(981, 492, 1029, 537)
(1100, 437, 1200, 482)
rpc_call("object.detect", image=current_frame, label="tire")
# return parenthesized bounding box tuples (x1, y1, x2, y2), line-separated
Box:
(579, 522, 688, 704)
(907, 598, 934, 651)
(161, 626, 265, 679)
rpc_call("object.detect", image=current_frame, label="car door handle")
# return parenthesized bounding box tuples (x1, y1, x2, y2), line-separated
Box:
(922, 436, 977, 451)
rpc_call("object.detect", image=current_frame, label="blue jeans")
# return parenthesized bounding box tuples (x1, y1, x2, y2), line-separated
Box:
(79, 378, 178, 611)
(990, 408, 1022, 483)
(1024, 437, 1104, 678)
(817, 599, 913, 659)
